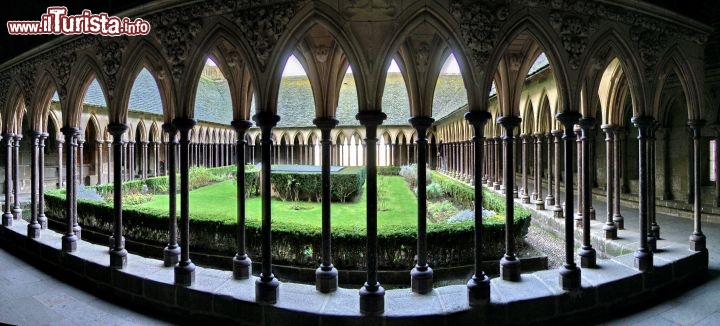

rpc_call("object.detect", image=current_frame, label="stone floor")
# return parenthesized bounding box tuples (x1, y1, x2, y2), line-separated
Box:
(1, 193, 719, 325)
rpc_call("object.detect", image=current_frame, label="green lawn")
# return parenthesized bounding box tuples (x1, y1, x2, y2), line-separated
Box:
(135, 176, 420, 228)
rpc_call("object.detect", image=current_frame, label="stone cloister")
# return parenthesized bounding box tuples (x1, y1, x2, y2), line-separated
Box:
(0, 0, 718, 323)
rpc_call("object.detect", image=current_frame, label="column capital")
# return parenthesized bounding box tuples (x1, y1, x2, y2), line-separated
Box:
(162, 122, 178, 133)
(1, 132, 14, 139)
(13, 133, 23, 141)
(463, 111, 491, 127)
(496, 116, 521, 129)
(533, 132, 545, 139)
(600, 123, 618, 132)
(60, 126, 80, 136)
(551, 129, 563, 137)
(312, 117, 339, 130)
(631, 116, 655, 129)
(172, 117, 197, 132)
(687, 119, 705, 130)
(107, 123, 129, 137)
(252, 112, 280, 128)
(356, 111, 386, 127)
(96, 140, 105, 144)
(408, 116, 434, 130)
(578, 117, 596, 139)
(555, 111, 581, 128)
(231, 119, 254, 133)
(27, 130, 42, 138)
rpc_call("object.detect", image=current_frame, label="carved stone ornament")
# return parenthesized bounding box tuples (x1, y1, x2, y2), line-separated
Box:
(234, 2, 302, 71)
(151, 9, 203, 80)
(0, 76, 9, 113)
(50, 52, 77, 98)
(313, 46, 330, 64)
(415, 41, 430, 73)
(343, 0, 398, 21)
(549, 11, 595, 70)
(450, 0, 509, 70)
(95, 36, 129, 97)
(11, 61, 37, 108)
(630, 28, 666, 69)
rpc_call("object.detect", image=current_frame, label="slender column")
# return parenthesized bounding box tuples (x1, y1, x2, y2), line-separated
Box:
(108, 124, 129, 268)
(575, 125, 583, 227)
(500, 138, 506, 191)
(96, 141, 104, 185)
(552, 130, 563, 218)
(173, 118, 197, 285)
(2, 133, 13, 226)
(602, 125, 617, 239)
(650, 123, 660, 240)
(38, 133, 48, 229)
(71, 133, 81, 238)
(57, 139, 64, 188)
(357, 111, 386, 315)
(127, 142, 134, 180)
(409, 116, 434, 294)
(77, 138, 84, 186)
(632, 116, 654, 271)
(141, 141, 148, 179)
(688, 120, 706, 252)
(578, 118, 597, 267)
(494, 137, 501, 190)
(107, 142, 112, 183)
(26, 131, 41, 238)
(546, 132, 555, 206)
(556, 112, 581, 289)
(162, 124, 180, 267)
(253, 112, 280, 304)
(497, 116, 521, 281)
(534, 133, 545, 210)
(232, 120, 253, 279)
(12, 134, 22, 220)
(465, 111, 491, 305)
(520, 135, 529, 202)
(314, 118, 339, 292)
(154, 142, 159, 177)
(716, 129, 720, 207)
(613, 128, 624, 229)
(60, 127, 78, 252)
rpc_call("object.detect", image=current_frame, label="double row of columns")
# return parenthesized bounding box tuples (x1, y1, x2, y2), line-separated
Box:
(190, 142, 235, 168)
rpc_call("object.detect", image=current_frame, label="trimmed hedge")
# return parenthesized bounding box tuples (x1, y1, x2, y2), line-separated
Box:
(377, 166, 401, 176)
(44, 171, 530, 270)
(270, 166, 366, 203)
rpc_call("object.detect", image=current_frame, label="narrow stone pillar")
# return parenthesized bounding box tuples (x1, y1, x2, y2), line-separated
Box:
(71, 133, 81, 239)
(498, 116, 521, 282)
(688, 120, 706, 252)
(173, 118, 197, 285)
(556, 111, 581, 289)
(39, 133, 48, 229)
(108, 123, 129, 269)
(357, 111, 386, 315)
(97, 141, 104, 185)
(154, 142, 159, 177)
(465, 111, 491, 305)
(27, 131, 41, 238)
(575, 125, 583, 227)
(232, 120, 253, 279)
(253, 112, 280, 304)
(631, 116, 654, 271)
(60, 127, 78, 252)
(128, 141, 135, 180)
(107, 142, 112, 183)
(602, 125, 617, 239)
(520, 134, 529, 203)
(494, 137, 501, 190)
(409, 116, 434, 294)
(649, 123, 660, 240)
(141, 141, 148, 179)
(12, 134, 22, 220)
(57, 138, 64, 188)
(613, 128, 624, 229)
(2, 133, 13, 226)
(162, 124, 180, 267)
(546, 132, 555, 206)
(500, 138, 506, 191)
(552, 130, 563, 218)
(578, 118, 597, 268)
(314, 117, 339, 292)
(534, 133, 545, 210)
(77, 138, 84, 186)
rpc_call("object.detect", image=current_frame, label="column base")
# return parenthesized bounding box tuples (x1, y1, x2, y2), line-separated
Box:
(233, 255, 252, 280)
(603, 223, 617, 240)
(493, 183, 500, 190)
(589, 207, 596, 220)
(2, 213, 13, 226)
(651, 224, 660, 239)
(575, 214, 583, 228)
(614, 215, 624, 230)
(108, 235, 125, 252)
(163, 245, 181, 267)
(255, 275, 280, 304)
(500, 255, 521, 281)
(73, 225, 82, 240)
(174, 261, 196, 286)
(553, 206, 563, 218)
(61, 233, 77, 252)
(559, 264, 581, 290)
(545, 195, 555, 207)
(27, 222, 41, 239)
(634, 249, 653, 272)
(534, 200, 545, 210)
(359, 283, 385, 316)
(38, 213, 47, 229)
(690, 233, 706, 252)
(12, 208, 21, 220)
(467, 274, 490, 306)
(513, 189, 518, 199)
(410, 265, 433, 294)
(648, 235, 657, 252)
(520, 194, 530, 204)
(110, 248, 128, 269)
(578, 246, 596, 268)
(315, 266, 338, 293)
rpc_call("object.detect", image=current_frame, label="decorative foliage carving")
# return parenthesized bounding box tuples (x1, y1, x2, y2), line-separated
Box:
(631, 28, 665, 68)
(0, 76, 9, 114)
(11, 61, 37, 108)
(152, 10, 202, 80)
(549, 11, 595, 70)
(313, 46, 330, 64)
(50, 52, 77, 98)
(450, 0, 509, 70)
(343, 0, 398, 20)
(234, 2, 301, 71)
(95, 36, 128, 97)
(415, 41, 430, 73)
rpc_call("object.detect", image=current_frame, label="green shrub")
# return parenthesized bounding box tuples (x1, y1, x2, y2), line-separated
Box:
(425, 183, 444, 200)
(428, 200, 458, 222)
(377, 166, 401, 176)
(270, 166, 365, 203)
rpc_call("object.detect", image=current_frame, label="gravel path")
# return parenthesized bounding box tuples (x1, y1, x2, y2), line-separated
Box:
(524, 223, 565, 269)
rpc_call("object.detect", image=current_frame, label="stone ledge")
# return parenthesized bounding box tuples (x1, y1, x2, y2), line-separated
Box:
(0, 216, 707, 325)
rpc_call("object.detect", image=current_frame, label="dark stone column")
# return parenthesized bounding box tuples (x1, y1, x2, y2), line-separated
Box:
(520, 134, 530, 203)
(602, 125, 617, 239)
(27, 131, 41, 238)
(575, 125, 583, 227)
(497, 116, 521, 282)
(71, 133, 81, 239)
(57, 138, 64, 188)
(557, 111, 581, 290)
(162, 124, 180, 267)
(108, 123, 129, 269)
(60, 127, 78, 252)
(613, 128, 624, 229)
(546, 132, 555, 206)
(631, 116, 654, 271)
(552, 130, 563, 218)
(97, 141, 104, 185)
(154, 142, 159, 177)
(12, 134, 22, 220)
(650, 123, 660, 240)
(106, 142, 112, 183)
(38, 133, 48, 229)
(688, 120, 706, 252)
(534, 133, 545, 210)
(465, 111, 491, 306)
(356, 111, 386, 315)
(409, 116, 434, 294)
(578, 118, 597, 268)
(313, 117, 339, 292)
(129, 141, 135, 179)
(232, 120, 253, 279)
(494, 137, 501, 190)
(173, 118, 197, 286)
(77, 138, 84, 186)
(141, 141, 148, 179)
(252, 112, 280, 304)
(500, 138, 506, 192)
(2, 133, 14, 226)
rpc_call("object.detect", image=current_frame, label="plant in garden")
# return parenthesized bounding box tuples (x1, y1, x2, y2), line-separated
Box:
(427, 200, 458, 222)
